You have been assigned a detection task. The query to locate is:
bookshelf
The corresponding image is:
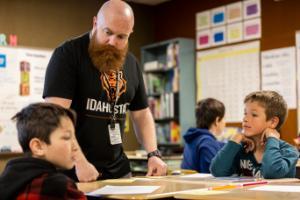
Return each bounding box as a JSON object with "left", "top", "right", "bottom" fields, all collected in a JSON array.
[{"left": 141, "top": 38, "right": 195, "bottom": 152}]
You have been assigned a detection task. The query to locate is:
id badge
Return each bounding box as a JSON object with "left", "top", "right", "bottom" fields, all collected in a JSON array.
[{"left": 108, "top": 123, "right": 122, "bottom": 145}]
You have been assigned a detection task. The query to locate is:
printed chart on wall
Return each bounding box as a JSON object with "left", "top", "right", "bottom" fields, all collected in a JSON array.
[
  {"left": 261, "top": 47, "right": 296, "bottom": 109},
  {"left": 197, "top": 41, "right": 260, "bottom": 122},
  {"left": 0, "top": 46, "right": 52, "bottom": 151}
]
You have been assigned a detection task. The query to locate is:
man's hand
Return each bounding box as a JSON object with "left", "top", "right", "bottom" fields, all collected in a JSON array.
[
  {"left": 146, "top": 156, "right": 168, "bottom": 176},
  {"left": 231, "top": 133, "right": 255, "bottom": 153},
  {"left": 261, "top": 128, "right": 280, "bottom": 145},
  {"left": 75, "top": 159, "right": 100, "bottom": 182}
]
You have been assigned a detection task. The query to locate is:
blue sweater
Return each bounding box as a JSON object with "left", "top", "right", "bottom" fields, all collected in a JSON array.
[
  {"left": 181, "top": 128, "right": 225, "bottom": 173},
  {"left": 210, "top": 137, "right": 299, "bottom": 178}
]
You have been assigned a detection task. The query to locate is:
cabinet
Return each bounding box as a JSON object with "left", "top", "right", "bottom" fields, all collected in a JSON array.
[{"left": 141, "top": 38, "right": 195, "bottom": 153}]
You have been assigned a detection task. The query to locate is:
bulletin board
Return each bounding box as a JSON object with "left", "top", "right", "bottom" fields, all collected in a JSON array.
[{"left": 0, "top": 46, "right": 52, "bottom": 152}]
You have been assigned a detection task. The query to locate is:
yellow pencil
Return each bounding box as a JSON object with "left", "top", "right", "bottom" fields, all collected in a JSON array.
[{"left": 209, "top": 184, "right": 241, "bottom": 190}]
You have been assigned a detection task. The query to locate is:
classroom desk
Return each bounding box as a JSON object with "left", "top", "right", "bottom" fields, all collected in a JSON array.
[
  {"left": 174, "top": 181, "right": 300, "bottom": 200},
  {"left": 78, "top": 176, "right": 207, "bottom": 199},
  {"left": 77, "top": 176, "right": 300, "bottom": 199}
]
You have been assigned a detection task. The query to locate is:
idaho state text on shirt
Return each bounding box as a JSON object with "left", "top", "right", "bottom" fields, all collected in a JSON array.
[{"left": 86, "top": 98, "right": 129, "bottom": 114}]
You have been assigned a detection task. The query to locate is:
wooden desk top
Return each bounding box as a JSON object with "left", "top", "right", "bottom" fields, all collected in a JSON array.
[
  {"left": 77, "top": 176, "right": 300, "bottom": 199},
  {"left": 175, "top": 182, "right": 300, "bottom": 200},
  {"left": 78, "top": 177, "right": 207, "bottom": 199}
]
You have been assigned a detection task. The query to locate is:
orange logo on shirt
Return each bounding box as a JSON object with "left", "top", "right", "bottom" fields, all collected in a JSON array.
[{"left": 100, "top": 71, "right": 127, "bottom": 102}]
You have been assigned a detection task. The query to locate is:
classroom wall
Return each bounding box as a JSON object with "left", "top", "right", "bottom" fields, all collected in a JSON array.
[
  {"left": 152, "top": 0, "right": 300, "bottom": 144},
  {"left": 0, "top": 0, "right": 155, "bottom": 154}
]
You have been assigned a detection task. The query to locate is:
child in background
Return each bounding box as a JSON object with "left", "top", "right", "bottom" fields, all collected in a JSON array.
[
  {"left": 0, "top": 103, "right": 86, "bottom": 200},
  {"left": 181, "top": 98, "right": 226, "bottom": 173},
  {"left": 210, "top": 91, "right": 299, "bottom": 178}
]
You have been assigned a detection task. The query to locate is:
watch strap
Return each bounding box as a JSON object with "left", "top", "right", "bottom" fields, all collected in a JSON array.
[{"left": 147, "top": 149, "right": 162, "bottom": 159}]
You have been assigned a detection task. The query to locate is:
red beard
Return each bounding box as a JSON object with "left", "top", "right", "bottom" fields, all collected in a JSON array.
[{"left": 88, "top": 32, "right": 128, "bottom": 73}]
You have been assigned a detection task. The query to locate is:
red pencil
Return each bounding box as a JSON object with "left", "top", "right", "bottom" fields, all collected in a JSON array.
[{"left": 241, "top": 181, "right": 268, "bottom": 187}]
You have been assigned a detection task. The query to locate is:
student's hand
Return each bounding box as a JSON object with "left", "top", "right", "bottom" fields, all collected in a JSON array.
[
  {"left": 231, "top": 133, "right": 244, "bottom": 144},
  {"left": 75, "top": 159, "right": 100, "bottom": 182},
  {"left": 146, "top": 156, "right": 168, "bottom": 176},
  {"left": 231, "top": 133, "right": 255, "bottom": 153},
  {"left": 242, "top": 136, "right": 255, "bottom": 153},
  {"left": 261, "top": 128, "right": 280, "bottom": 145}
]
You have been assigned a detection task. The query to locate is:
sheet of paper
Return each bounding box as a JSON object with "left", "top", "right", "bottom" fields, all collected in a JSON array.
[
  {"left": 87, "top": 185, "right": 160, "bottom": 196},
  {"left": 181, "top": 173, "right": 213, "bottom": 178},
  {"left": 249, "top": 185, "right": 300, "bottom": 192}
]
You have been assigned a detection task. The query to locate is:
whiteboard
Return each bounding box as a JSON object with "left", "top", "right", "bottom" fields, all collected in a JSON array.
[
  {"left": 196, "top": 41, "right": 260, "bottom": 122},
  {"left": 0, "top": 46, "right": 52, "bottom": 152}
]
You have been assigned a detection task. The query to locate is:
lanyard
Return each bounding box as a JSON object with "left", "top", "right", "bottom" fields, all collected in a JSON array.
[{"left": 104, "top": 71, "right": 120, "bottom": 129}]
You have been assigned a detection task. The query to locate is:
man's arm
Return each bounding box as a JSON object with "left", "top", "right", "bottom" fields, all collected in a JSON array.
[
  {"left": 130, "top": 107, "right": 167, "bottom": 176},
  {"left": 45, "top": 97, "right": 99, "bottom": 182}
]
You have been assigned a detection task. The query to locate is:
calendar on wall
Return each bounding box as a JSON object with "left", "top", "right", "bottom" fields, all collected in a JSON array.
[
  {"left": 0, "top": 46, "right": 52, "bottom": 151},
  {"left": 196, "top": 41, "right": 260, "bottom": 122}
]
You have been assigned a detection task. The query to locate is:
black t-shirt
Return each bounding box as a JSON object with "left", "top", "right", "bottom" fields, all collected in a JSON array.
[{"left": 43, "top": 32, "right": 148, "bottom": 179}]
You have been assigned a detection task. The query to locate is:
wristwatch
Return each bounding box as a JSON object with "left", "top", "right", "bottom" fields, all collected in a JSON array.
[{"left": 147, "top": 149, "right": 162, "bottom": 159}]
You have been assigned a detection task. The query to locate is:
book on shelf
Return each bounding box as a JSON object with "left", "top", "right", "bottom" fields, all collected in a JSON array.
[
  {"left": 144, "top": 71, "right": 178, "bottom": 94},
  {"left": 148, "top": 93, "right": 176, "bottom": 119},
  {"left": 144, "top": 60, "right": 164, "bottom": 71},
  {"left": 170, "top": 121, "right": 180, "bottom": 143},
  {"left": 156, "top": 121, "right": 181, "bottom": 144},
  {"left": 167, "top": 42, "right": 179, "bottom": 69}
]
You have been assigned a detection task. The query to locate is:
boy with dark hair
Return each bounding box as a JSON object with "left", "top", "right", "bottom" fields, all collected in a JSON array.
[
  {"left": 181, "top": 98, "right": 226, "bottom": 173},
  {"left": 210, "top": 91, "right": 299, "bottom": 178},
  {"left": 0, "top": 103, "right": 86, "bottom": 200}
]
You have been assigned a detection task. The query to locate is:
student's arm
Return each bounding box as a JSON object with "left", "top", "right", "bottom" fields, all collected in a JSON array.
[
  {"left": 45, "top": 97, "right": 99, "bottom": 182},
  {"left": 262, "top": 137, "right": 299, "bottom": 179},
  {"left": 130, "top": 108, "right": 168, "bottom": 176},
  {"left": 210, "top": 133, "right": 248, "bottom": 176},
  {"left": 210, "top": 140, "right": 241, "bottom": 176}
]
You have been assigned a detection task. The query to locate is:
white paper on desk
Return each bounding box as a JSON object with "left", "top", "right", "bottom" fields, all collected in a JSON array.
[
  {"left": 249, "top": 185, "right": 300, "bottom": 192},
  {"left": 181, "top": 173, "right": 213, "bottom": 178},
  {"left": 86, "top": 185, "right": 160, "bottom": 196}
]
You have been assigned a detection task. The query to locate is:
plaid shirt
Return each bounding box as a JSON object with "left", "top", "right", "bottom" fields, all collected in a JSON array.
[{"left": 16, "top": 173, "right": 86, "bottom": 200}]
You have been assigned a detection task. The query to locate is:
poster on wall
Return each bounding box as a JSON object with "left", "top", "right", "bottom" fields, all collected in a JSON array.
[
  {"left": 0, "top": 46, "right": 52, "bottom": 152},
  {"left": 197, "top": 41, "right": 260, "bottom": 122},
  {"left": 261, "top": 47, "right": 297, "bottom": 109}
]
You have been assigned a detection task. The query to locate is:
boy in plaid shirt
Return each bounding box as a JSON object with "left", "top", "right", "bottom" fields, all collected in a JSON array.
[{"left": 0, "top": 103, "right": 86, "bottom": 200}]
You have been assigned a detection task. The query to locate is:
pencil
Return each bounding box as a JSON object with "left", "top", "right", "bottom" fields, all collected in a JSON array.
[
  {"left": 241, "top": 181, "right": 268, "bottom": 187},
  {"left": 209, "top": 184, "right": 241, "bottom": 190}
]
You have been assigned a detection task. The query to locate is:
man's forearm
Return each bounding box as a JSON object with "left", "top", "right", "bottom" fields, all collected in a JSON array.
[{"left": 130, "top": 108, "right": 158, "bottom": 153}]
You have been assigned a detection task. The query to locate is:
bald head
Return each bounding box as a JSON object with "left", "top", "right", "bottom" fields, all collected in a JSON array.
[
  {"left": 97, "top": 0, "right": 134, "bottom": 31},
  {"left": 91, "top": 0, "right": 134, "bottom": 49}
]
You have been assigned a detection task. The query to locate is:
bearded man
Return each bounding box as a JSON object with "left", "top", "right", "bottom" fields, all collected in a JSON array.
[{"left": 43, "top": 0, "right": 167, "bottom": 182}]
